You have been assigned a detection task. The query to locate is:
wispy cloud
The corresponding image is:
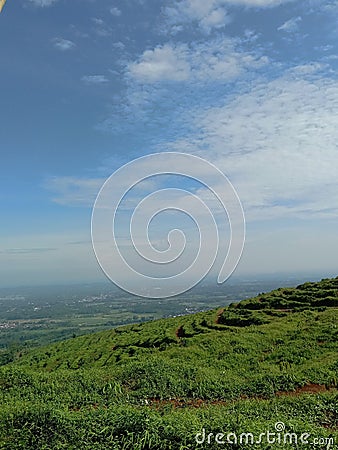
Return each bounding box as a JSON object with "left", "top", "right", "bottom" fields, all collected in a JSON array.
[
  {"left": 129, "top": 45, "right": 191, "bottom": 82},
  {"left": 112, "top": 41, "right": 125, "bottom": 51},
  {"left": 278, "top": 16, "right": 302, "bottom": 33},
  {"left": 163, "top": 0, "right": 295, "bottom": 34},
  {"left": 165, "top": 68, "right": 338, "bottom": 221},
  {"left": 92, "top": 17, "right": 113, "bottom": 37},
  {"left": 0, "top": 232, "right": 101, "bottom": 286},
  {"left": 81, "top": 75, "right": 109, "bottom": 85},
  {"left": 227, "top": 0, "right": 293, "bottom": 5},
  {"left": 164, "top": 0, "right": 231, "bottom": 34},
  {"left": 129, "top": 38, "right": 268, "bottom": 83},
  {"left": 44, "top": 176, "right": 106, "bottom": 207},
  {"left": 52, "top": 38, "right": 76, "bottom": 51},
  {"left": 0, "top": 248, "right": 57, "bottom": 254},
  {"left": 110, "top": 6, "right": 121, "bottom": 16},
  {"left": 28, "top": 0, "right": 59, "bottom": 6},
  {"left": 102, "top": 34, "right": 270, "bottom": 140}
]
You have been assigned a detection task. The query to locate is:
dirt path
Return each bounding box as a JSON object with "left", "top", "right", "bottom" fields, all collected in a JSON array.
[{"left": 148, "top": 384, "right": 337, "bottom": 409}]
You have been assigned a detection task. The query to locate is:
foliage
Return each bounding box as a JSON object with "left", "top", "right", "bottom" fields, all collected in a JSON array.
[{"left": 0, "top": 277, "right": 337, "bottom": 448}]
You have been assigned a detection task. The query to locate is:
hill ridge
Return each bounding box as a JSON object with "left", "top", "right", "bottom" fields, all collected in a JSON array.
[{"left": 1, "top": 276, "right": 337, "bottom": 449}]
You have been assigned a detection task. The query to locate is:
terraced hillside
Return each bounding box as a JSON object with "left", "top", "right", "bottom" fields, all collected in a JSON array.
[{"left": 0, "top": 277, "right": 337, "bottom": 449}]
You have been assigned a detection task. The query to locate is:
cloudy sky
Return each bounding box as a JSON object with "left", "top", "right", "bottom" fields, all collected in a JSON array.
[{"left": 1, "top": 0, "right": 338, "bottom": 288}]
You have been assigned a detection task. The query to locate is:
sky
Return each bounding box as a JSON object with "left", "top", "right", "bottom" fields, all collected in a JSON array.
[{"left": 1, "top": 0, "right": 338, "bottom": 288}]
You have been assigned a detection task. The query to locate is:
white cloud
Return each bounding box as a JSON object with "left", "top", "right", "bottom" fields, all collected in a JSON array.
[
  {"left": 129, "top": 45, "right": 191, "bottom": 82},
  {"left": 288, "top": 62, "right": 327, "bottom": 75},
  {"left": 165, "top": 71, "right": 338, "bottom": 221},
  {"left": 164, "top": 0, "right": 231, "bottom": 33},
  {"left": 52, "top": 38, "right": 76, "bottom": 51},
  {"left": 189, "top": 40, "right": 269, "bottom": 81},
  {"left": 110, "top": 6, "right": 121, "bottom": 16},
  {"left": 129, "top": 39, "right": 268, "bottom": 83},
  {"left": 164, "top": 0, "right": 294, "bottom": 33},
  {"left": 278, "top": 16, "right": 302, "bottom": 32},
  {"left": 200, "top": 7, "right": 229, "bottom": 30},
  {"left": 81, "top": 75, "right": 109, "bottom": 85}
]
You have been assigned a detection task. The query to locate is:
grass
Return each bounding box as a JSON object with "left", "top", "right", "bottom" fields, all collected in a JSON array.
[{"left": 0, "top": 277, "right": 337, "bottom": 448}]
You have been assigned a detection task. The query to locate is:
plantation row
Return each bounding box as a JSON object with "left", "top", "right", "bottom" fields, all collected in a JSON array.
[{"left": 0, "top": 277, "right": 337, "bottom": 448}]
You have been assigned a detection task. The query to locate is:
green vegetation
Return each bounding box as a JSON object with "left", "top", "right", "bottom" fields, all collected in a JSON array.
[
  {"left": 0, "top": 277, "right": 337, "bottom": 449},
  {"left": 0, "top": 281, "right": 262, "bottom": 358}
]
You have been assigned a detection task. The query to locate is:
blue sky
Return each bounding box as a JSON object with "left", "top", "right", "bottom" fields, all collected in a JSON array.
[{"left": 1, "top": 0, "right": 338, "bottom": 287}]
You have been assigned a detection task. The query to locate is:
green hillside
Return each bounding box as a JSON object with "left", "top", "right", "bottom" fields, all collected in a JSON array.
[{"left": 0, "top": 277, "right": 337, "bottom": 449}]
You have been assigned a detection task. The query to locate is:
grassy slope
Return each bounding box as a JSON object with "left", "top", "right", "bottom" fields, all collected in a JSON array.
[{"left": 0, "top": 277, "right": 337, "bottom": 449}]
